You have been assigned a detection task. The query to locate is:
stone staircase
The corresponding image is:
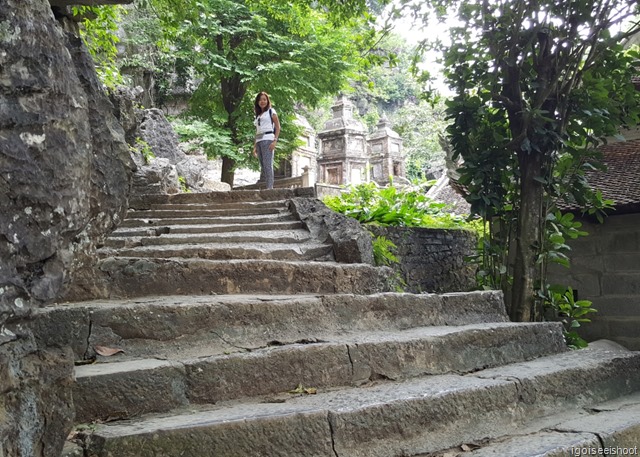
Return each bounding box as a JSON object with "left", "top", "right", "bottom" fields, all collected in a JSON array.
[
  {"left": 69, "top": 188, "right": 391, "bottom": 299},
  {"left": 38, "top": 189, "right": 640, "bottom": 457}
]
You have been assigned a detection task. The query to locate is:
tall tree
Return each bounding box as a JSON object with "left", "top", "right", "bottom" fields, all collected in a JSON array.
[
  {"left": 149, "top": 0, "right": 375, "bottom": 185},
  {"left": 414, "top": 0, "right": 640, "bottom": 320}
]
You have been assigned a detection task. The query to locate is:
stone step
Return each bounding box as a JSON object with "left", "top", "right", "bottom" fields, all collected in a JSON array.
[
  {"left": 110, "top": 220, "right": 305, "bottom": 237},
  {"left": 38, "top": 291, "right": 507, "bottom": 362},
  {"left": 76, "top": 346, "right": 640, "bottom": 457},
  {"left": 145, "top": 200, "right": 288, "bottom": 211},
  {"left": 126, "top": 206, "right": 287, "bottom": 219},
  {"left": 88, "top": 258, "right": 395, "bottom": 297},
  {"left": 428, "top": 390, "right": 640, "bottom": 456},
  {"left": 102, "top": 229, "right": 315, "bottom": 249},
  {"left": 97, "top": 240, "right": 334, "bottom": 261},
  {"left": 71, "top": 321, "right": 566, "bottom": 423},
  {"left": 128, "top": 188, "right": 314, "bottom": 209},
  {"left": 118, "top": 212, "right": 298, "bottom": 228}
]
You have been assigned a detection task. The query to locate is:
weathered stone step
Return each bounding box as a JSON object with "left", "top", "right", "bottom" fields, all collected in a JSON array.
[
  {"left": 77, "top": 347, "right": 640, "bottom": 457},
  {"left": 128, "top": 188, "right": 314, "bottom": 209},
  {"left": 88, "top": 258, "right": 394, "bottom": 297},
  {"left": 37, "top": 291, "right": 507, "bottom": 362},
  {"left": 102, "top": 229, "right": 315, "bottom": 249},
  {"left": 126, "top": 206, "right": 287, "bottom": 219},
  {"left": 432, "top": 389, "right": 640, "bottom": 456},
  {"left": 72, "top": 322, "right": 566, "bottom": 423},
  {"left": 110, "top": 220, "right": 305, "bottom": 237},
  {"left": 118, "top": 212, "right": 297, "bottom": 228},
  {"left": 146, "top": 200, "right": 288, "bottom": 211},
  {"left": 97, "top": 241, "right": 334, "bottom": 261}
]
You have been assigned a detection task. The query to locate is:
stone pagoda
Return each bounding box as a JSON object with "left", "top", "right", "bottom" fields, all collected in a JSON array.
[
  {"left": 367, "top": 115, "right": 405, "bottom": 186},
  {"left": 317, "top": 96, "right": 370, "bottom": 185},
  {"left": 317, "top": 96, "right": 405, "bottom": 187}
]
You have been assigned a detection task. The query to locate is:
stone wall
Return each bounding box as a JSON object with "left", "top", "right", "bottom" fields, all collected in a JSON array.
[
  {"left": 369, "top": 226, "right": 477, "bottom": 293},
  {"left": 549, "top": 212, "right": 640, "bottom": 350}
]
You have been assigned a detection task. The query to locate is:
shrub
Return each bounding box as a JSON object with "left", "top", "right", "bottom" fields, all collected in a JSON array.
[{"left": 323, "top": 181, "right": 477, "bottom": 231}]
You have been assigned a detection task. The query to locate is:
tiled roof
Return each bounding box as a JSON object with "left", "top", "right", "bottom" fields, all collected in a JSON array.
[{"left": 585, "top": 138, "right": 640, "bottom": 212}]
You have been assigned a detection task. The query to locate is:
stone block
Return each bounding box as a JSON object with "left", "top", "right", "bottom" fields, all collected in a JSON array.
[
  {"left": 602, "top": 232, "right": 640, "bottom": 253},
  {"left": 603, "top": 254, "right": 640, "bottom": 272},
  {"left": 590, "top": 296, "right": 640, "bottom": 317},
  {"left": 605, "top": 317, "right": 640, "bottom": 339},
  {"left": 601, "top": 273, "right": 640, "bottom": 295},
  {"left": 74, "top": 359, "right": 188, "bottom": 423},
  {"left": 564, "top": 274, "right": 603, "bottom": 299},
  {"left": 565, "top": 254, "right": 605, "bottom": 275}
]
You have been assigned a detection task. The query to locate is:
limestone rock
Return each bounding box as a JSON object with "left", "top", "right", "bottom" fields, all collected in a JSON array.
[
  {"left": 132, "top": 157, "right": 181, "bottom": 195},
  {"left": 288, "top": 198, "right": 375, "bottom": 265},
  {"left": 1, "top": 0, "right": 133, "bottom": 454},
  {"left": 136, "top": 108, "right": 230, "bottom": 192}
]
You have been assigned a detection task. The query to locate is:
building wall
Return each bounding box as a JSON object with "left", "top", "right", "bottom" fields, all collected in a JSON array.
[{"left": 549, "top": 212, "right": 640, "bottom": 349}]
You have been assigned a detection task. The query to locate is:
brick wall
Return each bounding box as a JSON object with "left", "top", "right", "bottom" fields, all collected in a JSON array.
[
  {"left": 369, "top": 226, "right": 477, "bottom": 293},
  {"left": 549, "top": 212, "right": 640, "bottom": 349}
]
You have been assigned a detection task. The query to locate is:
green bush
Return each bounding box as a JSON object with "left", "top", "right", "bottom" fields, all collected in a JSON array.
[{"left": 323, "top": 181, "right": 477, "bottom": 231}]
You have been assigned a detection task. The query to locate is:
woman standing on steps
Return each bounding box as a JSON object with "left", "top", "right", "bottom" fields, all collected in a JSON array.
[{"left": 253, "top": 91, "right": 281, "bottom": 190}]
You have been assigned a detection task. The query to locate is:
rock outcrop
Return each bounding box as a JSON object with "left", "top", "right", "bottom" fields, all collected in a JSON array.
[
  {"left": 0, "top": 0, "right": 133, "bottom": 454},
  {"left": 137, "top": 108, "right": 230, "bottom": 193}
]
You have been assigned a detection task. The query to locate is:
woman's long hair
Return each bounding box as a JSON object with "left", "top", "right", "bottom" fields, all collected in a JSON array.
[{"left": 254, "top": 91, "right": 272, "bottom": 116}]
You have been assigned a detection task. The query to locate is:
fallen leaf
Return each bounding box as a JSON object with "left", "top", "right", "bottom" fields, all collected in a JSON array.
[
  {"left": 289, "top": 383, "right": 305, "bottom": 394},
  {"left": 288, "top": 384, "right": 318, "bottom": 395},
  {"left": 94, "top": 346, "right": 125, "bottom": 357}
]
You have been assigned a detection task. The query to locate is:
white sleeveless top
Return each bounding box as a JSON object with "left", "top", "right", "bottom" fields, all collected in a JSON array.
[{"left": 254, "top": 108, "right": 276, "bottom": 142}]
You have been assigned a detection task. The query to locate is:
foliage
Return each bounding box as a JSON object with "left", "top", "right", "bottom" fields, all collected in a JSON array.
[
  {"left": 391, "top": 99, "right": 448, "bottom": 179},
  {"left": 410, "top": 0, "right": 640, "bottom": 321},
  {"left": 349, "top": 34, "right": 421, "bottom": 119},
  {"left": 117, "top": 2, "right": 177, "bottom": 106},
  {"left": 131, "top": 137, "right": 155, "bottom": 164},
  {"left": 145, "top": 0, "right": 379, "bottom": 184},
  {"left": 171, "top": 118, "right": 237, "bottom": 161},
  {"left": 323, "top": 181, "right": 477, "bottom": 231},
  {"left": 178, "top": 176, "right": 190, "bottom": 193},
  {"left": 371, "top": 235, "right": 399, "bottom": 266},
  {"left": 73, "top": 5, "right": 125, "bottom": 88},
  {"left": 541, "top": 286, "right": 597, "bottom": 349}
]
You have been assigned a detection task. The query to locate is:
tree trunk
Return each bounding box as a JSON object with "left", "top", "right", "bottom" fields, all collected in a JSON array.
[
  {"left": 219, "top": 74, "right": 246, "bottom": 187},
  {"left": 510, "top": 150, "right": 544, "bottom": 322},
  {"left": 221, "top": 156, "right": 236, "bottom": 187}
]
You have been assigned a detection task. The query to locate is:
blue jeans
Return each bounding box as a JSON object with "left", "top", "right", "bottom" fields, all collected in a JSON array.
[{"left": 256, "top": 140, "right": 274, "bottom": 189}]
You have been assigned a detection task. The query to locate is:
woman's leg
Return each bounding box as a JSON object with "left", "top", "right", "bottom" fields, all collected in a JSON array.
[{"left": 257, "top": 141, "right": 274, "bottom": 189}]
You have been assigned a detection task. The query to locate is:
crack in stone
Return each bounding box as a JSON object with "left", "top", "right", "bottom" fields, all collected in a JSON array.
[
  {"left": 327, "top": 411, "right": 340, "bottom": 457},
  {"left": 209, "top": 330, "right": 252, "bottom": 352},
  {"left": 346, "top": 343, "right": 355, "bottom": 378},
  {"left": 83, "top": 317, "right": 93, "bottom": 360}
]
